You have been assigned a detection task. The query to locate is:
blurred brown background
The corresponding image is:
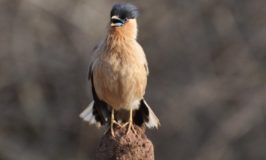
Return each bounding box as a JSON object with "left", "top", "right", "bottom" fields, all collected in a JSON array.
[{"left": 0, "top": 0, "right": 266, "bottom": 160}]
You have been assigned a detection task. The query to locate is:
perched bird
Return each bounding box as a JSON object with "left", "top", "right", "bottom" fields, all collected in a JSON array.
[{"left": 80, "top": 3, "right": 160, "bottom": 136}]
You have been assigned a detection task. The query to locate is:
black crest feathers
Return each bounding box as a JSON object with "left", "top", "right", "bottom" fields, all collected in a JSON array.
[{"left": 110, "top": 3, "right": 139, "bottom": 19}]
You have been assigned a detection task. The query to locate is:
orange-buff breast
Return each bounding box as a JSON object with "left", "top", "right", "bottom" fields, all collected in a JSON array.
[{"left": 93, "top": 45, "right": 147, "bottom": 110}]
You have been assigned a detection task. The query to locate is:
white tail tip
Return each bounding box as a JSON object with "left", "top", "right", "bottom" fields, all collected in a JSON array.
[
  {"left": 143, "top": 100, "right": 160, "bottom": 129},
  {"left": 80, "top": 101, "right": 97, "bottom": 125}
]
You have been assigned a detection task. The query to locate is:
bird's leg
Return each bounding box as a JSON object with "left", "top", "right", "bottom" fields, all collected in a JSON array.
[
  {"left": 110, "top": 109, "right": 122, "bottom": 137},
  {"left": 110, "top": 109, "right": 116, "bottom": 137},
  {"left": 121, "top": 108, "right": 136, "bottom": 135}
]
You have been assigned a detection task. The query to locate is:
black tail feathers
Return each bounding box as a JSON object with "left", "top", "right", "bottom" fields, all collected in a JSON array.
[{"left": 134, "top": 99, "right": 160, "bottom": 128}]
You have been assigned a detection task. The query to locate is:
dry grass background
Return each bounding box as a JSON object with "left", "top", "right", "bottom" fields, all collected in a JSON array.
[{"left": 0, "top": 0, "right": 266, "bottom": 160}]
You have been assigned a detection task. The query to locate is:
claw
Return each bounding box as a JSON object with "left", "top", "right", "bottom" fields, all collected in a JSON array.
[
  {"left": 110, "top": 109, "right": 124, "bottom": 137},
  {"left": 110, "top": 108, "right": 137, "bottom": 137},
  {"left": 125, "top": 108, "right": 137, "bottom": 135}
]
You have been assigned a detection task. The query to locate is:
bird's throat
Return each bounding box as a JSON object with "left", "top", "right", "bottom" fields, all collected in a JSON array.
[{"left": 108, "top": 20, "right": 138, "bottom": 41}]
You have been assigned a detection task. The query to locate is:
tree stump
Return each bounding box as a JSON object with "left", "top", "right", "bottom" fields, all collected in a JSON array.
[{"left": 95, "top": 125, "right": 154, "bottom": 160}]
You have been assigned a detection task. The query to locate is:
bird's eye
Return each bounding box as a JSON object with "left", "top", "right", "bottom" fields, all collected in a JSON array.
[{"left": 124, "top": 18, "right": 128, "bottom": 22}]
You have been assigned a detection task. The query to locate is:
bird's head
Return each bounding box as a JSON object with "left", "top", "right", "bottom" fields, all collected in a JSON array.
[
  {"left": 109, "top": 3, "right": 139, "bottom": 39},
  {"left": 110, "top": 3, "right": 138, "bottom": 27}
]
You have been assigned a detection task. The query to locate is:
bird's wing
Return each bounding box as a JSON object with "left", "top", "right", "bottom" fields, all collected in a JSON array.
[
  {"left": 80, "top": 41, "right": 110, "bottom": 126},
  {"left": 80, "top": 73, "right": 110, "bottom": 126},
  {"left": 88, "top": 40, "right": 105, "bottom": 80},
  {"left": 90, "top": 73, "right": 110, "bottom": 125},
  {"left": 136, "top": 42, "right": 149, "bottom": 76},
  {"left": 144, "top": 63, "right": 149, "bottom": 75}
]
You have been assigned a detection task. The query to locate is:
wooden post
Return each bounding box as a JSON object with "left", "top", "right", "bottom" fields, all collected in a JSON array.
[{"left": 95, "top": 125, "right": 154, "bottom": 160}]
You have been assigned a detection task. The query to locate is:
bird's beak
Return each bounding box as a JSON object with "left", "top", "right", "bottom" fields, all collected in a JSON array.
[{"left": 111, "top": 16, "right": 125, "bottom": 27}]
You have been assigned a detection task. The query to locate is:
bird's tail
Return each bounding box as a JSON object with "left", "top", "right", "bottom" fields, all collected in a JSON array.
[
  {"left": 79, "top": 100, "right": 109, "bottom": 127},
  {"left": 80, "top": 101, "right": 98, "bottom": 125},
  {"left": 134, "top": 99, "right": 160, "bottom": 128}
]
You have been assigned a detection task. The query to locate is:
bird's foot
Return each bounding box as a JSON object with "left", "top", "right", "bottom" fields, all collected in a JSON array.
[
  {"left": 110, "top": 109, "right": 124, "bottom": 137},
  {"left": 110, "top": 120, "right": 122, "bottom": 137},
  {"left": 121, "top": 121, "right": 137, "bottom": 135}
]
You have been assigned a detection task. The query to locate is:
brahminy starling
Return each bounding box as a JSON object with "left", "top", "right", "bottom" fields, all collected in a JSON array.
[{"left": 80, "top": 3, "right": 160, "bottom": 136}]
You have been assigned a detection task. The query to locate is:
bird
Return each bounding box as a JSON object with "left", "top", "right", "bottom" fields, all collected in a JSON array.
[{"left": 80, "top": 3, "right": 160, "bottom": 136}]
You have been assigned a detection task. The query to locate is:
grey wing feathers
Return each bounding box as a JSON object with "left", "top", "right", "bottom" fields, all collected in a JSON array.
[
  {"left": 144, "top": 63, "right": 149, "bottom": 75},
  {"left": 81, "top": 41, "right": 110, "bottom": 126},
  {"left": 88, "top": 40, "right": 105, "bottom": 79}
]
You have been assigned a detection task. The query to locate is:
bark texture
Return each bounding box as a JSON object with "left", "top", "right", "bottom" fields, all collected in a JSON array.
[{"left": 96, "top": 125, "right": 154, "bottom": 160}]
